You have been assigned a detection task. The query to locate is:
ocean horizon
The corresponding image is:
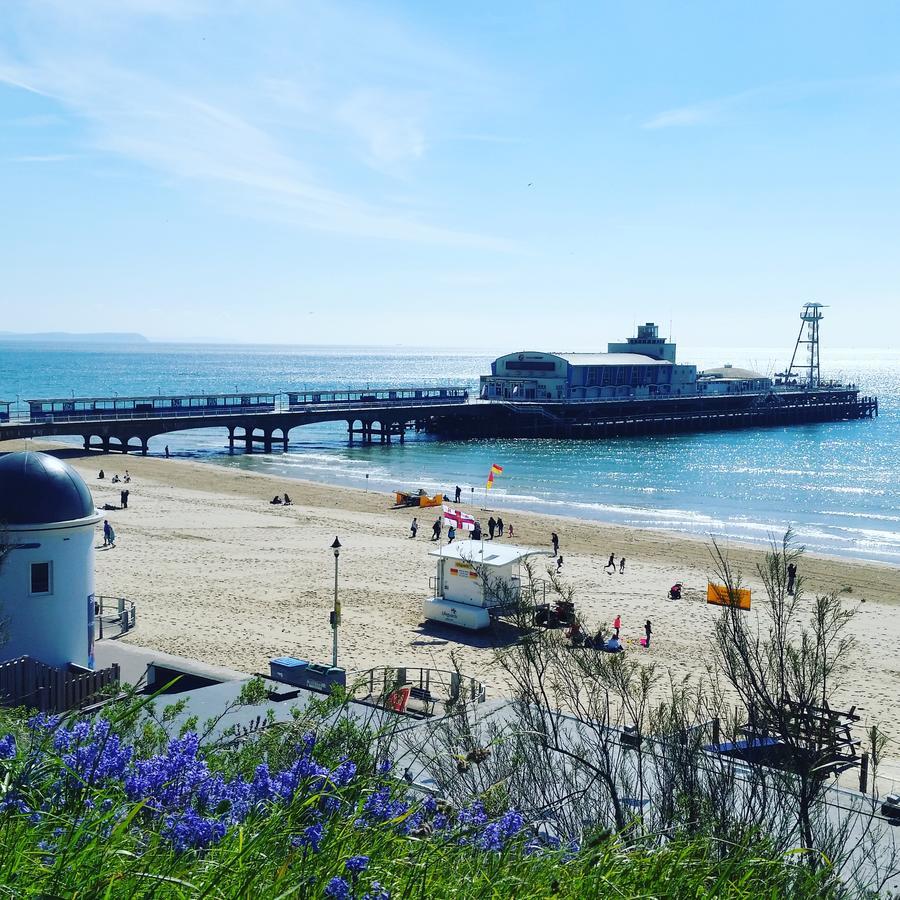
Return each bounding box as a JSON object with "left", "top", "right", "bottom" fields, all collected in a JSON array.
[{"left": 2, "top": 339, "right": 897, "bottom": 564}]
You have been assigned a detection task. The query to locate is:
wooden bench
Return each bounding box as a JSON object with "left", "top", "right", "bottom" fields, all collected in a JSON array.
[{"left": 408, "top": 686, "right": 437, "bottom": 715}]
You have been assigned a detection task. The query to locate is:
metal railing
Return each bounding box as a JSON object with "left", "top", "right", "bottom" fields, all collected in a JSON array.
[
  {"left": 354, "top": 666, "right": 487, "bottom": 710},
  {"left": 94, "top": 595, "right": 137, "bottom": 640}
]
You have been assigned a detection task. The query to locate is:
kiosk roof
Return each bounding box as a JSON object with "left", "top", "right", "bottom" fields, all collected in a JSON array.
[{"left": 428, "top": 540, "right": 550, "bottom": 568}]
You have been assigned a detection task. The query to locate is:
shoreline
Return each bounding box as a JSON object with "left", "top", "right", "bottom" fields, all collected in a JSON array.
[
  {"left": 5, "top": 440, "right": 900, "bottom": 737},
  {"left": 33, "top": 419, "right": 900, "bottom": 566}
]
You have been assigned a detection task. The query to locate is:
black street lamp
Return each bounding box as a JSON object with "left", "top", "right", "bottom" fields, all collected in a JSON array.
[{"left": 331, "top": 537, "right": 342, "bottom": 667}]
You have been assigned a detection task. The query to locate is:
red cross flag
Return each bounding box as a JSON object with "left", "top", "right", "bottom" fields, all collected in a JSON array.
[{"left": 442, "top": 504, "right": 475, "bottom": 531}]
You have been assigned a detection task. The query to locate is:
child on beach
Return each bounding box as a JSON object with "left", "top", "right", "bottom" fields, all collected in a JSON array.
[
  {"left": 644, "top": 619, "right": 652, "bottom": 648},
  {"left": 102, "top": 520, "right": 116, "bottom": 548},
  {"left": 410, "top": 517, "right": 418, "bottom": 539},
  {"left": 508, "top": 523, "right": 514, "bottom": 539},
  {"left": 613, "top": 614, "right": 621, "bottom": 638},
  {"left": 619, "top": 557, "right": 625, "bottom": 574},
  {"left": 447, "top": 525, "right": 456, "bottom": 543},
  {"left": 551, "top": 532, "right": 559, "bottom": 555}
]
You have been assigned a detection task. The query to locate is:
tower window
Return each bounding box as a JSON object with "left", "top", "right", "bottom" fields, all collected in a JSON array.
[{"left": 30, "top": 562, "right": 52, "bottom": 595}]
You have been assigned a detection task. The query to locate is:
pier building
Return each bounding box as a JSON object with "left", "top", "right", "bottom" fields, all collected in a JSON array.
[
  {"left": 479, "top": 323, "right": 698, "bottom": 401},
  {"left": 698, "top": 365, "right": 772, "bottom": 395}
]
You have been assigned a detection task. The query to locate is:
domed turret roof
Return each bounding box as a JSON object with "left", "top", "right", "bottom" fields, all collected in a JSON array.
[{"left": 0, "top": 452, "right": 96, "bottom": 526}]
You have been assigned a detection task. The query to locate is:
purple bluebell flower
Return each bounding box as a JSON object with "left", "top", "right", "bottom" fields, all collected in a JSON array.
[
  {"left": 292, "top": 822, "right": 323, "bottom": 852},
  {"left": 27, "top": 713, "right": 60, "bottom": 731},
  {"left": 330, "top": 759, "right": 357, "bottom": 787},
  {"left": 345, "top": 854, "right": 369, "bottom": 875},
  {"left": 325, "top": 876, "right": 351, "bottom": 899},
  {"left": 162, "top": 808, "right": 227, "bottom": 852},
  {"left": 362, "top": 883, "right": 391, "bottom": 900},
  {"left": 0, "top": 734, "right": 16, "bottom": 759}
]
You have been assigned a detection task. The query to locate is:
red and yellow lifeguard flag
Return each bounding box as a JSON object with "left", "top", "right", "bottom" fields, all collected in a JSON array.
[{"left": 486, "top": 463, "right": 504, "bottom": 489}]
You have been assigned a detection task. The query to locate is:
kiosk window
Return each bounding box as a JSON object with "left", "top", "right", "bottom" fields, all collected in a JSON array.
[{"left": 31, "top": 562, "right": 52, "bottom": 595}]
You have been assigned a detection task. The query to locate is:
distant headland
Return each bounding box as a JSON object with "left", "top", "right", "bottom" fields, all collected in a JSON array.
[{"left": 0, "top": 331, "right": 149, "bottom": 343}]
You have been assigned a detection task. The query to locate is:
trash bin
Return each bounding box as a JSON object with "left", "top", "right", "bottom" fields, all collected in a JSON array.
[
  {"left": 302, "top": 663, "right": 346, "bottom": 692},
  {"left": 269, "top": 657, "right": 308, "bottom": 686}
]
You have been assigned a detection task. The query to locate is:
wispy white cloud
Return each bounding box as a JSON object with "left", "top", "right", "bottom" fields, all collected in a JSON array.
[
  {"left": 642, "top": 87, "right": 760, "bottom": 130},
  {"left": 9, "top": 153, "right": 76, "bottom": 162},
  {"left": 336, "top": 87, "right": 427, "bottom": 168},
  {"left": 642, "top": 75, "right": 900, "bottom": 130},
  {"left": 0, "top": 1, "right": 508, "bottom": 248}
]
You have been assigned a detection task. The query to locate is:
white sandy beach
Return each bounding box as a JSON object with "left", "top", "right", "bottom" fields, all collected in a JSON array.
[{"left": 8, "top": 440, "right": 900, "bottom": 740}]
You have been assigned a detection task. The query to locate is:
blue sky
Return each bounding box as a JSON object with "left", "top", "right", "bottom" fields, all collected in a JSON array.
[{"left": 1, "top": 1, "right": 899, "bottom": 348}]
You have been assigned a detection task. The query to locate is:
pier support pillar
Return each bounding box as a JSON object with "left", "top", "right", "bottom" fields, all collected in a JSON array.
[
  {"left": 282, "top": 434, "right": 289, "bottom": 452},
  {"left": 228, "top": 428, "right": 236, "bottom": 453},
  {"left": 263, "top": 431, "right": 273, "bottom": 454},
  {"left": 83, "top": 436, "right": 91, "bottom": 451},
  {"left": 245, "top": 434, "right": 254, "bottom": 454},
  {"left": 140, "top": 438, "right": 149, "bottom": 456},
  {"left": 102, "top": 437, "right": 111, "bottom": 454}
]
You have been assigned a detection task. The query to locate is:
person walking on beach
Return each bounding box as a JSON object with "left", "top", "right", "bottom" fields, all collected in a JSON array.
[
  {"left": 613, "top": 614, "right": 621, "bottom": 638},
  {"left": 551, "top": 532, "right": 559, "bottom": 556},
  {"left": 454, "top": 485, "right": 462, "bottom": 504},
  {"left": 508, "top": 523, "right": 514, "bottom": 539},
  {"left": 102, "top": 520, "right": 116, "bottom": 548},
  {"left": 618, "top": 557, "right": 625, "bottom": 574},
  {"left": 496, "top": 516, "right": 504, "bottom": 538},
  {"left": 431, "top": 518, "right": 442, "bottom": 541},
  {"left": 447, "top": 525, "right": 456, "bottom": 543},
  {"left": 488, "top": 517, "right": 496, "bottom": 540},
  {"left": 644, "top": 619, "right": 652, "bottom": 648},
  {"left": 120, "top": 489, "right": 129, "bottom": 509},
  {"left": 605, "top": 553, "right": 616, "bottom": 574},
  {"left": 556, "top": 555, "right": 563, "bottom": 573},
  {"left": 165, "top": 445, "right": 170, "bottom": 458},
  {"left": 410, "top": 517, "right": 418, "bottom": 539},
  {"left": 787, "top": 562, "right": 797, "bottom": 596}
]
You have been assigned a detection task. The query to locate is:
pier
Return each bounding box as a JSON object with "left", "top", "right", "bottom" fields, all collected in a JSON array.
[
  {"left": 0, "top": 385, "right": 878, "bottom": 454},
  {"left": 0, "top": 387, "right": 470, "bottom": 454}
]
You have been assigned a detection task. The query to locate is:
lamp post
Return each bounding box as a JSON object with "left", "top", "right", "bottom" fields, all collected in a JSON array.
[{"left": 330, "top": 537, "right": 341, "bottom": 667}]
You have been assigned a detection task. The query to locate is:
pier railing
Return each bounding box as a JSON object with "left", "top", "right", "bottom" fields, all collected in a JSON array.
[{"left": 2, "top": 385, "right": 472, "bottom": 426}]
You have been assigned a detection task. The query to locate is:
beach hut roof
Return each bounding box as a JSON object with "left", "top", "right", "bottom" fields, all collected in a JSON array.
[{"left": 0, "top": 451, "right": 95, "bottom": 526}]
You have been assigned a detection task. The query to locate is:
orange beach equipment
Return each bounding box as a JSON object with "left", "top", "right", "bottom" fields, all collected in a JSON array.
[{"left": 706, "top": 582, "right": 751, "bottom": 610}]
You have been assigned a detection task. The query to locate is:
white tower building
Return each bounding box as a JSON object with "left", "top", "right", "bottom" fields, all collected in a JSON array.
[{"left": 0, "top": 452, "right": 102, "bottom": 669}]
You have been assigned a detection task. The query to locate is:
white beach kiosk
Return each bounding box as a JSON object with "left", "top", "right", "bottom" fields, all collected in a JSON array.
[
  {"left": 424, "top": 539, "right": 553, "bottom": 630},
  {"left": 0, "top": 451, "right": 102, "bottom": 669}
]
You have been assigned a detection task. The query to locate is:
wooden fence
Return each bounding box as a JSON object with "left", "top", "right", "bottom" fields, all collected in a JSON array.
[{"left": 0, "top": 656, "right": 120, "bottom": 713}]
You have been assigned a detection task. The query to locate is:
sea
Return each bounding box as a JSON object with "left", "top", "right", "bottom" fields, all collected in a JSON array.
[{"left": 2, "top": 341, "right": 898, "bottom": 564}]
